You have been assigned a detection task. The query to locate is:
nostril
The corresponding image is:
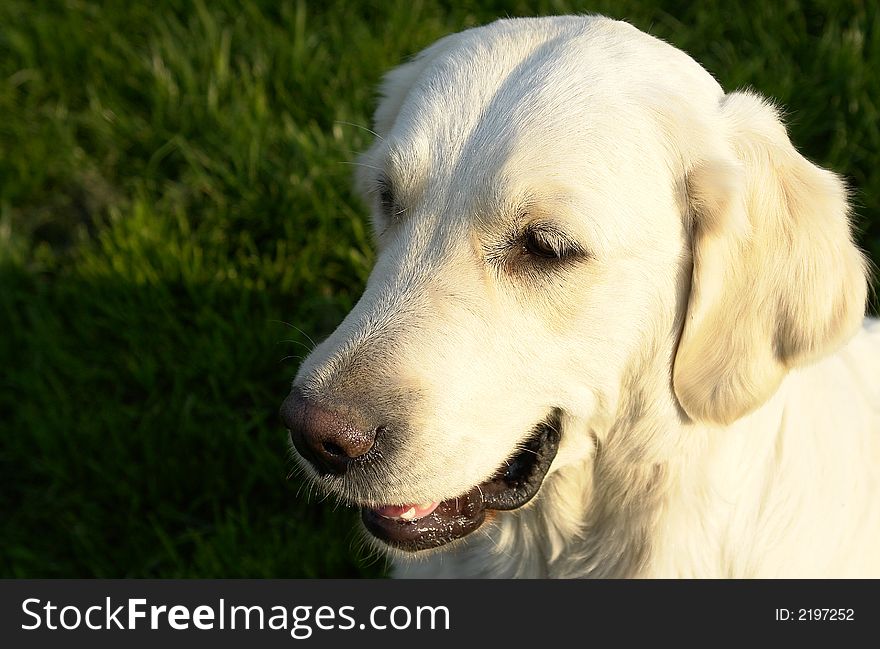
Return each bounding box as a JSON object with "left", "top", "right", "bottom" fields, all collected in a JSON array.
[{"left": 321, "top": 441, "right": 348, "bottom": 458}]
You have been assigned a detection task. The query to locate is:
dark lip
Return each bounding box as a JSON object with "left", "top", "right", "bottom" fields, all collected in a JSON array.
[{"left": 361, "top": 414, "right": 561, "bottom": 552}]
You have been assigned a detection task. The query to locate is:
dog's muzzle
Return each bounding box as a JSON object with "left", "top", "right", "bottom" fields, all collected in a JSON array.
[{"left": 282, "top": 387, "right": 562, "bottom": 552}]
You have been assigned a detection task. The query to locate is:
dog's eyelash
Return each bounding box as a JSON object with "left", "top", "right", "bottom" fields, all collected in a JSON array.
[
  {"left": 523, "top": 229, "right": 563, "bottom": 259},
  {"left": 520, "top": 225, "right": 587, "bottom": 262},
  {"left": 482, "top": 226, "right": 588, "bottom": 276}
]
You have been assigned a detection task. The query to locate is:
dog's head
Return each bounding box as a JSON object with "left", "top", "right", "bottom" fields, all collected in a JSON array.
[{"left": 281, "top": 16, "right": 867, "bottom": 554}]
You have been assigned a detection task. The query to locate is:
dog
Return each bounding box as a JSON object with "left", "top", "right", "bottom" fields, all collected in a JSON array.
[{"left": 280, "top": 15, "right": 880, "bottom": 577}]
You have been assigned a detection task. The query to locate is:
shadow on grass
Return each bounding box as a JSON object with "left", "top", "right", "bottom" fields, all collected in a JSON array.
[{"left": 0, "top": 263, "right": 387, "bottom": 578}]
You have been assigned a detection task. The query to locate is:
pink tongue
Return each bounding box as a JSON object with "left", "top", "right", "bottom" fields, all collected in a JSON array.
[{"left": 373, "top": 501, "right": 441, "bottom": 521}]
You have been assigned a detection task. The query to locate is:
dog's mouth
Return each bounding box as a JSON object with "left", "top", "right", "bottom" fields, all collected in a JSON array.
[{"left": 361, "top": 416, "right": 561, "bottom": 552}]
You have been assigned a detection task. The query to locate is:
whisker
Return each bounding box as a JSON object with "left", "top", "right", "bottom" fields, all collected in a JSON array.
[
  {"left": 338, "top": 160, "right": 384, "bottom": 173},
  {"left": 485, "top": 526, "right": 515, "bottom": 560},
  {"left": 269, "top": 320, "right": 318, "bottom": 349},
  {"left": 334, "top": 120, "right": 384, "bottom": 141},
  {"left": 277, "top": 337, "right": 314, "bottom": 354}
]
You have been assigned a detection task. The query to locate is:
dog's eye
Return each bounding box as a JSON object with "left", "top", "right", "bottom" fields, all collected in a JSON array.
[
  {"left": 377, "top": 176, "right": 395, "bottom": 216},
  {"left": 487, "top": 223, "right": 586, "bottom": 271},
  {"left": 522, "top": 228, "right": 563, "bottom": 260}
]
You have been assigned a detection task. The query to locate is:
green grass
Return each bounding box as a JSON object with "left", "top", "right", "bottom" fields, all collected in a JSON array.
[{"left": 1, "top": 0, "right": 878, "bottom": 577}]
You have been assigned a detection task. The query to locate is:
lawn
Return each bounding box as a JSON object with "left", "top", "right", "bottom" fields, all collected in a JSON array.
[{"left": 1, "top": 0, "right": 878, "bottom": 577}]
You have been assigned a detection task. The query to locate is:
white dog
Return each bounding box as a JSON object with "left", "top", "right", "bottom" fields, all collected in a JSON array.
[{"left": 281, "top": 15, "right": 879, "bottom": 578}]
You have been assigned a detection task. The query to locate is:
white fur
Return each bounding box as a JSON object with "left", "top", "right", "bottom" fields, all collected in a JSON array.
[{"left": 293, "top": 15, "right": 879, "bottom": 577}]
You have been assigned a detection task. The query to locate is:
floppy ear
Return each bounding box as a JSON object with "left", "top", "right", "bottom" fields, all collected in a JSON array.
[
  {"left": 674, "top": 91, "right": 868, "bottom": 425},
  {"left": 371, "top": 56, "right": 431, "bottom": 136},
  {"left": 371, "top": 32, "right": 463, "bottom": 136},
  {"left": 353, "top": 33, "right": 460, "bottom": 198}
]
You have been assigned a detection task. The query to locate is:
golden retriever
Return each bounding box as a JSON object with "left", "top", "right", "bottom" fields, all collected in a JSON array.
[{"left": 281, "top": 15, "right": 879, "bottom": 577}]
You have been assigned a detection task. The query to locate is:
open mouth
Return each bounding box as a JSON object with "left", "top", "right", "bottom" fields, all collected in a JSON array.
[{"left": 361, "top": 415, "right": 561, "bottom": 552}]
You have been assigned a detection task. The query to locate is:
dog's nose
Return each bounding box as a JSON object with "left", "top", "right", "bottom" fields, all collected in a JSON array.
[{"left": 280, "top": 389, "right": 378, "bottom": 475}]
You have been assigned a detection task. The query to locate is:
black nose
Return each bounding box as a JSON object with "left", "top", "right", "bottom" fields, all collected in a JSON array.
[{"left": 280, "top": 389, "right": 379, "bottom": 475}]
